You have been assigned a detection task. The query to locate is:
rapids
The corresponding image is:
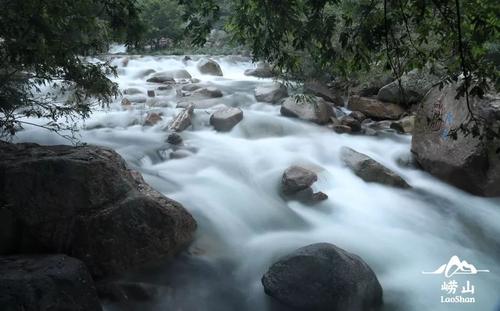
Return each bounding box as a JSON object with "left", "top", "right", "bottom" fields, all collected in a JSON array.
[{"left": 13, "top": 55, "right": 500, "bottom": 311}]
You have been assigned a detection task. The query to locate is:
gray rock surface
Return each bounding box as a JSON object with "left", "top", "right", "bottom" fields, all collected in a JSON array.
[{"left": 281, "top": 96, "right": 334, "bottom": 125}]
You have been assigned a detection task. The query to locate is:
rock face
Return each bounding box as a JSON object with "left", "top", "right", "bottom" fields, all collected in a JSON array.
[
  {"left": 146, "top": 70, "right": 192, "bottom": 83},
  {"left": 341, "top": 147, "right": 411, "bottom": 188},
  {"left": 412, "top": 83, "right": 500, "bottom": 196},
  {"left": 304, "top": 80, "right": 343, "bottom": 106},
  {"left": 0, "top": 143, "right": 197, "bottom": 278},
  {"left": 281, "top": 96, "right": 334, "bottom": 125},
  {"left": 262, "top": 243, "right": 383, "bottom": 311},
  {"left": 0, "top": 255, "right": 102, "bottom": 311},
  {"left": 377, "top": 69, "right": 440, "bottom": 105},
  {"left": 348, "top": 95, "right": 405, "bottom": 120},
  {"left": 244, "top": 62, "right": 274, "bottom": 78},
  {"left": 255, "top": 83, "right": 288, "bottom": 103},
  {"left": 197, "top": 58, "right": 223, "bottom": 76},
  {"left": 210, "top": 107, "right": 244, "bottom": 132}
]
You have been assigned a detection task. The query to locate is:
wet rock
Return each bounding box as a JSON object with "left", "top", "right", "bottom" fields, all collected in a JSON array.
[
  {"left": 341, "top": 147, "right": 410, "bottom": 188},
  {"left": 121, "top": 98, "right": 132, "bottom": 107},
  {"left": 147, "top": 90, "right": 155, "bottom": 97},
  {"left": 192, "top": 87, "right": 223, "bottom": 98},
  {"left": 197, "top": 58, "right": 223, "bottom": 76},
  {"left": 144, "top": 112, "right": 162, "bottom": 126},
  {"left": 391, "top": 115, "right": 415, "bottom": 134},
  {"left": 312, "top": 191, "right": 329, "bottom": 201},
  {"left": 123, "top": 87, "right": 143, "bottom": 95},
  {"left": 340, "top": 116, "right": 362, "bottom": 132},
  {"left": 182, "top": 84, "right": 202, "bottom": 92},
  {"left": 349, "top": 110, "right": 367, "bottom": 122},
  {"left": 377, "top": 69, "right": 440, "bottom": 105},
  {"left": 134, "top": 69, "right": 156, "bottom": 79},
  {"left": 169, "top": 105, "right": 194, "bottom": 132},
  {"left": 255, "top": 83, "right": 288, "bottom": 103},
  {"left": 331, "top": 124, "right": 352, "bottom": 134},
  {"left": 244, "top": 62, "right": 274, "bottom": 78},
  {"left": 157, "top": 85, "right": 173, "bottom": 91},
  {"left": 0, "top": 255, "right": 102, "bottom": 311},
  {"left": 166, "top": 132, "right": 183, "bottom": 145},
  {"left": 281, "top": 96, "right": 334, "bottom": 125},
  {"left": 304, "top": 80, "right": 343, "bottom": 106},
  {"left": 0, "top": 143, "right": 197, "bottom": 278},
  {"left": 282, "top": 166, "right": 318, "bottom": 194},
  {"left": 262, "top": 243, "right": 383, "bottom": 311},
  {"left": 412, "top": 83, "right": 500, "bottom": 196},
  {"left": 147, "top": 70, "right": 192, "bottom": 83},
  {"left": 210, "top": 107, "right": 244, "bottom": 132},
  {"left": 348, "top": 95, "right": 405, "bottom": 120},
  {"left": 126, "top": 95, "right": 148, "bottom": 104}
]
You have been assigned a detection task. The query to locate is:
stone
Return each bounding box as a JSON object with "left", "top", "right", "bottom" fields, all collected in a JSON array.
[
  {"left": 331, "top": 124, "right": 352, "bottom": 134},
  {"left": 192, "top": 87, "right": 223, "bottom": 98},
  {"left": 341, "top": 147, "right": 411, "bottom": 188},
  {"left": 166, "top": 133, "right": 183, "bottom": 145},
  {"left": 281, "top": 96, "right": 334, "bottom": 125},
  {"left": 169, "top": 105, "right": 194, "bottom": 132},
  {"left": 197, "top": 58, "right": 223, "bottom": 76},
  {"left": 0, "top": 143, "right": 197, "bottom": 278},
  {"left": 147, "top": 70, "right": 192, "bottom": 83},
  {"left": 0, "top": 255, "right": 102, "bottom": 311},
  {"left": 352, "top": 74, "right": 394, "bottom": 97},
  {"left": 304, "top": 80, "right": 343, "bottom": 106},
  {"left": 340, "top": 116, "right": 362, "bottom": 132},
  {"left": 262, "top": 243, "right": 383, "bottom": 311},
  {"left": 281, "top": 166, "right": 318, "bottom": 194},
  {"left": 147, "top": 90, "right": 155, "bottom": 97},
  {"left": 121, "top": 98, "right": 132, "bottom": 107},
  {"left": 391, "top": 115, "right": 416, "bottom": 134},
  {"left": 182, "top": 84, "right": 202, "bottom": 92},
  {"left": 412, "top": 83, "right": 500, "bottom": 196},
  {"left": 144, "top": 112, "right": 162, "bottom": 126},
  {"left": 123, "top": 88, "right": 143, "bottom": 95},
  {"left": 255, "top": 83, "right": 288, "bottom": 103},
  {"left": 244, "top": 62, "right": 274, "bottom": 78},
  {"left": 348, "top": 95, "right": 406, "bottom": 120},
  {"left": 210, "top": 107, "right": 244, "bottom": 132},
  {"left": 377, "top": 69, "right": 440, "bottom": 105},
  {"left": 349, "top": 111, "right": 367, "bottom": 122}
]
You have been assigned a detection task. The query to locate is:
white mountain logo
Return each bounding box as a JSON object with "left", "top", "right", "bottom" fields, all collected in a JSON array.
[{"left": 422, "top": 256, "right": 490, "bottom": 278}]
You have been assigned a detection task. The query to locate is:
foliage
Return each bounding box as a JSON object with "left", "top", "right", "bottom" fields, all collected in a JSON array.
[{"left": 0, "top": 0, "right": 141, "bottom": 138}]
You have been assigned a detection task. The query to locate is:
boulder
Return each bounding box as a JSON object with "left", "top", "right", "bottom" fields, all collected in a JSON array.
[
  {"left": 210, "top": 107, "right": 244, "bottom": 132},
  {"left": 123, "top": 87, "right": 143, "bottom": 95},
  {"left": 262, "top": 243, "right": 383, "bottom": 311},
  {"left": 304, "top": 80, "right": 343, "bottom": 106},
  {"left": 121, "top": 98, "right": 132, "bottom": 107},
  {"left": 255, "top": 83, "right": 288, "bottom": 103},
  {"left": 166, "top": 132, "right": 183, "bottom": 145},
  {"left": 341, "top": 147, "right": 411, "bottom": 188},
  {"left": 144, "top": 112, "right": 162, "bottom": 126},
  {"left": 348, "top": 95, "right": 405, "bottom": 120},
  {"left": 244, "top": 62, "right": 274, "bottom": 78},
  {"left": 412, "top": 83, "right": 500, "bottom": 196},
  {"left": 352, "top": 74, "right": 394, "bottom": 97},
  {"left": 281, "top": 96, "right": 334, "bottom": 125},
  {"left": 340, "top": 116, "right": 362, "bottom": 132},
  {"left": 331, "top": 124, "right": 352, "bottom": 134},
  {"left": 197, "top": 58, "right": 223, "bottom": 76},
  {"left": 147, "top": 70, "right": 192, "bottom": 83},
  {"left": 182, "top": 84, "right": 202, "bottom": 92},
  {"left": 377, "top": 69, "right": 440, "bottom": 105},
  {"left": 349, "top": 111, "right": 367, "bottom": 122},
  {"left": 0, "top": 255, "right": 102, "bottom": 311},
  {"left": 0, "top": 143, "right": 197, "bottom": 278},
  {"left": 192, "top": 87, "right": 223, "bottom": 98},
  {"left": 390, "top": 115, "right": 415, "bottom": 134},
  {"left": 281, "top": 166, "right": 327, "bottom": 202},
  {"left": 169, "top": 105, "right": 194, "bottom": 132}
]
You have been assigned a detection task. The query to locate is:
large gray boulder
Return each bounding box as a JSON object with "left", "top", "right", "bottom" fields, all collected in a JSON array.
[
  {"left": 210, "top": 107, "right": 244, "bottom": 132},
  {"left": 0, "top": 255, "right": 102, "bottom": 311},
  {"left": 304, "top": 80, "right": 343, "bottom": 106},
  {"left": 255, "top": 83, "right": 288, "bottom": 103},
  {"left": 197, "top": 58, "right": 223, "bottom": 76},
  {"left": 244, "top": 62, "right": 274, "bottom": 78},
  {"left": 412, "top": 83, "right": 500, "bottom": 196},
  {"left": 146, "top": 70, "right": 192, "bottom": 83},
  {"left": 341, "top": 147, "right": 410, "bottom": 188},
  {"left": 0, "top": 143, "right": 197, "bottom": 278},
  {"left": 348, "top": 95, "right": 405, "bottom": 120},
  {"left": 281, "top": 96, "right": 334, "bottom": 125},
  {"left": 262, "top": 243, "right": 383, "bottom": 311},
  {"left": 377, "top": 69, "right": 440, "bottom": 105}
]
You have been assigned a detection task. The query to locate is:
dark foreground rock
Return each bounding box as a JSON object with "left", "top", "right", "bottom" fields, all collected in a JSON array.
[
  {"left": 412, "top": 83, "right": 500, "bottom": 196},
  {"left": 262, "top": 243, "right": 383, "bottom": 311},
  {"left": 210, "top": 107, "right": 244, "bottom": 132},
  {"left": 341, "top": 147, "right": 411, "bottom": 188},
  {"left": 281, "top": 166, "right": 328, "bottom": 203},
  {"left": 0, "top": 255, "right": 102, "bottom": 311},
  {"left": 281, "top": 96, "right": 334, "bottom": 125},
  {"left": 0, "top": 142, "right": 197, "bottom": 278}
]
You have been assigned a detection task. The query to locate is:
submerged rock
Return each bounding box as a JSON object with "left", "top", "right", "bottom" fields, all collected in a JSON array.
[
  {"left": 348, "top": 95, "right": 405, "bottom": 120},
  {"left": 0, "top": 255, "right": 102, "bottom": 311},
  {"left": 210, "top": 107, "right": 244, "bottom": 132},
  {"left": 412, "top": 83, "right": 500, "bottom": 196},
  {"left": 255, "top": 83, "right": 288, "bottom": 103},
  {"left": 262, "top": 243, "right": 383, "bottom": 311},
  {"left": 197, "top": 58, "right": 223, "bottom": 76},
  {"left": 341, "top": 147, "right": 411, "bottom": 188},
  {"left": 0, "top": 143, "right": 197, "bottom": 278},
  {"left": 281, "top": 96, "right": 334, "bottom": 125}
]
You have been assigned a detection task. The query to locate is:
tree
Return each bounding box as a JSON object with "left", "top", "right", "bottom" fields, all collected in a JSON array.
[{"left": 0, "top": 0, "right": 141, "bottom": 138}]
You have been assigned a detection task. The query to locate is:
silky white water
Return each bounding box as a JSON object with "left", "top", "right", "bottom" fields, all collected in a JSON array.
[{"left": 13, "top": 55, "right": 500, "bottom": 311}]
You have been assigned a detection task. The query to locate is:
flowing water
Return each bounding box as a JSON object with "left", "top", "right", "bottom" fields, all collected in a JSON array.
[{"left": 13, "top": 55, "right": 500, "bottom": 311}]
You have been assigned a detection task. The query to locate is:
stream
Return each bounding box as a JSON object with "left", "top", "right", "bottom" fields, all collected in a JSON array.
[{"left": 13, "top": 55, "right": 500, "bottom": 311}]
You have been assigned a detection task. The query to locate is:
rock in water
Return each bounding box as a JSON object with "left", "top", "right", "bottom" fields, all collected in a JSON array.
[
  {"left": 144, "top": 112, "right": 162, "bottom": 126},
  {"left": 0, "top": 143, "right": 197, "bottom": 278},
  {"left": 304, "top": 80, "right": 343, "bottom": 106},
  {"left": 192, "top": 87, "right": 223, "bottom": 98},
  {"left": 210, "top": 107, "right": 244, "bottom": 132},
  {"left": 281, "top": 96, "right": 334, "bottom": 125},
  {"left": 166, "top": 132, "right": 183, "bottom": 145},
  {"left": 146, "top": 70, "right": 192, "bottom": 83},
  {"left": 197, "top": 58, "right": 223, "bottom": 76},
  {"left": 377, "top": 69, "right": 440, "bottom": 105},
  {"left": 0, "top": 255, "right": 102, "bottom": 311},
  {"left": 412, "top": 83, "right": 500, "bottom": 196},
  {"left": 341, "top": 147, "right": 411, "bottom": 188},
  {"left": 255, "top": 83, "right": 288, "bottom": 103},
  {"left": 262, "top": 243, "right": 383, "bottom": 311},
  {"left": 348, "top": 95, "right": 405, "bottom": 120},
  {"left": 169, "top": 105, "right": 194, "bottom": 132},
  {"left": 244, "top": 62, "right": 274, "bottom": 78},
  {"left": 282, "top": 166, "right": 318, "bottom": 194}
]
